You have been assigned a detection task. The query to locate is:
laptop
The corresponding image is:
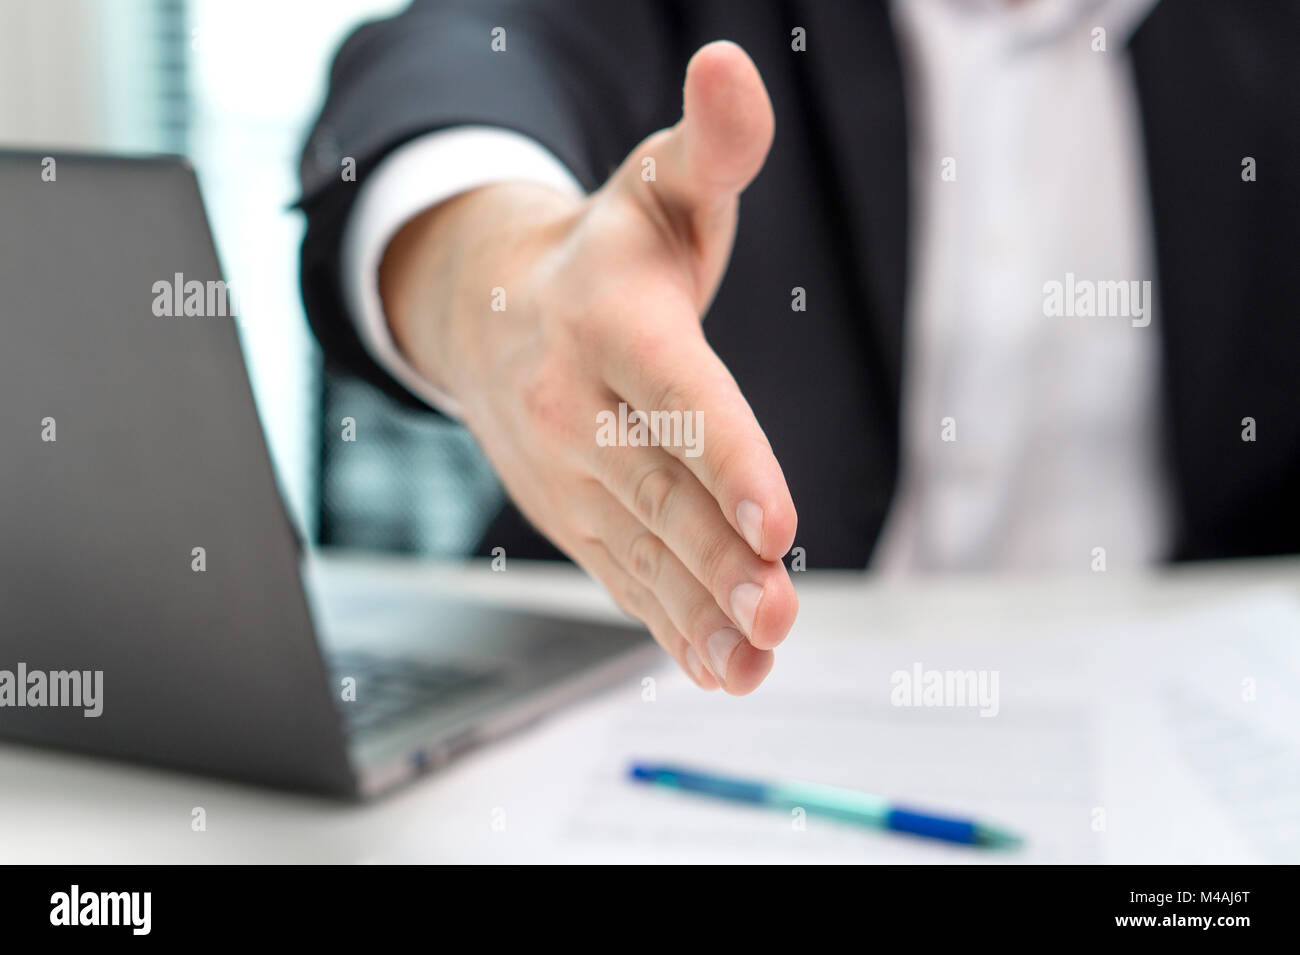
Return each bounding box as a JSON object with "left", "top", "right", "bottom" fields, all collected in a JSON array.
[{"left": 0, "top": 150, "right": 657, "bottom": 798}]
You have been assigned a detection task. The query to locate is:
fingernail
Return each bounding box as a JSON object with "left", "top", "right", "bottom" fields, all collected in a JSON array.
[
  {"left": 729, "top": 582, "right": 763, "bottom": 638},
  {"left": 706, "top": 627, "right": 743, "bottom": 682},
  {"left": 736, "top": 500, "right": 764, "bottom": 555},
  {"left": 684, "top": 646, "right": 706, "bottom": 683}
]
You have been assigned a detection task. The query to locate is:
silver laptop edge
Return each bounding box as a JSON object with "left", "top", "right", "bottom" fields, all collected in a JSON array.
[{"left": 0, "top": 149, "right": 656, "bottom": 798}]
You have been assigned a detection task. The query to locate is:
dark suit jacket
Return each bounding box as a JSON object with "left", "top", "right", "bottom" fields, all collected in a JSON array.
[{"left": 298, "top": 0, "right": 1300, "bottom": 567}]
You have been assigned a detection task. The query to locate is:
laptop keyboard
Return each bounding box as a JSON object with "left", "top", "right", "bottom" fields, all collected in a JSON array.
[{"left": 328, "top": 650, "right": 497, "bottom": 738}]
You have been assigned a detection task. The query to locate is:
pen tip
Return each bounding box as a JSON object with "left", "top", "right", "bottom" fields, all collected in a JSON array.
[{"left": 975, "top": 825, "right": 1024, "bottom": 849}]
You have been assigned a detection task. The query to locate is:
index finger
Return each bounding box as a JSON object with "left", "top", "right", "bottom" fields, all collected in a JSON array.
[{"left": 599, "top": 319, "right": 796, "bottom": 562}]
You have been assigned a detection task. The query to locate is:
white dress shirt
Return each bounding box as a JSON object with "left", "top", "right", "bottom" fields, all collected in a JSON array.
[{"left": 342, "top": 0, "right": 1169, "bottom": 573}]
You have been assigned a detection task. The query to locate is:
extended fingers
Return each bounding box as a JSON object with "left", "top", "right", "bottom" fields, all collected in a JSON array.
[
  {"left": 576, "top": 483, "right": 776, "bottom": 695},
  {"left": 588, "top": 439, "right": 797, "bottom": 652},
  {"left": 568, "top": 537, "right": 721, "bottom": 692}
]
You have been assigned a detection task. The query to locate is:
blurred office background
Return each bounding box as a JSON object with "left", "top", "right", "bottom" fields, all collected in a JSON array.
[{"left": 0, "top": 0, "right": 502, "bottom": 553}]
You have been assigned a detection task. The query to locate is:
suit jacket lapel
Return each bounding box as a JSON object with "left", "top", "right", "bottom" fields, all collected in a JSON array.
[
  {"left": 792, "top": 0, "right": 910, "bottom": 425},
  {"left": 1128, "top": 1, "right": 1287, "bottom": 558}
]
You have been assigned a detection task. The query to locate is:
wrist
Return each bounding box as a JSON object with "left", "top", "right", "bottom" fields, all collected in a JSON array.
[{"left": 380, "top": 183, "right": 580, "bottom": 406}]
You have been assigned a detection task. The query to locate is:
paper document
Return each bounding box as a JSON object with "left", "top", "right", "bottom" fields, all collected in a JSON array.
[{"left": 548, "top": 589, "right": 1300, "bottom": 863}]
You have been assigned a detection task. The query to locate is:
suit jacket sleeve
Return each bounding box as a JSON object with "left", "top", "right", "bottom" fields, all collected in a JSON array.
[{"left": 296, "top": 0, "right": 683, "bottom": 411}]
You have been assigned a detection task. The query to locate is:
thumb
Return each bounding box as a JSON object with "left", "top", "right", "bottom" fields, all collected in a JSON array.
[{"left": 647, "top": 41, "right": 775, "bottom": 217}]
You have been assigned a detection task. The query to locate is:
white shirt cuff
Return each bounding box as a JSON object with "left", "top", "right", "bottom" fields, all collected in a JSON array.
[{"left": 341, "top": 126, "right": 586, "bottom": 416}]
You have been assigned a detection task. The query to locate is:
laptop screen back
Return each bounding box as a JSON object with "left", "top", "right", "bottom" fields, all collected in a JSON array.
[{"left": 0, "top": 151, "right": 354, "bottom": 794}]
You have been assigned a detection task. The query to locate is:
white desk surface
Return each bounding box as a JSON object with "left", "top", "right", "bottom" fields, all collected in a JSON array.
[{"left": 2, "top": 553, "right": 1297, "bottom": 864}]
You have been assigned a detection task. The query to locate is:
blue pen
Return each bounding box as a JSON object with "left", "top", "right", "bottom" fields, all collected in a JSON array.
[{"left": 629, "top": 762, "right": 1022, "bottom": 848}]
